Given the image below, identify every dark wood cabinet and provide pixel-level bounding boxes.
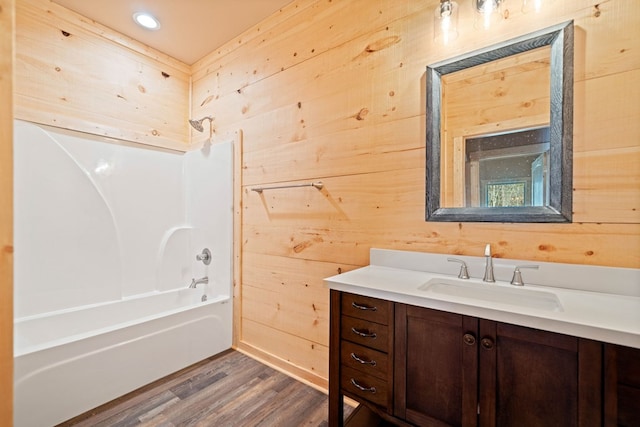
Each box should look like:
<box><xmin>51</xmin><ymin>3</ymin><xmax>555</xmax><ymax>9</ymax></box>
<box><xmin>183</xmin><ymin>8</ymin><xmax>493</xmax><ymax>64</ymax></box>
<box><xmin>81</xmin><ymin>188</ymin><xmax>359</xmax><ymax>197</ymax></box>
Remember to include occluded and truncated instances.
<box><xmin>394</xmin><ymin>305</ymin><xmax>601</xmax><ymax>427</ymax></box>
<box><xmin>477</xmin><ymin>319</ymin><xmax>602</xmax><ymax>427</ymax></box>
<box><xmin>604</xmin><ymin>344</ymin><xmax>640</xmax><ymax>427</ymax></box>
<box><xmin>330</xmin><ymin>289</ymin><xmax>637</xmax><ymax>427</ymax></box>
<box><xmin>393</xmin><ymin>304</ymin><xmax>478</xmax><ymax>426</ymax></box>
<box><xmin>330</xmin><ymin>290</ymin><xmax>395</xmax><ymax>426</ymax></box>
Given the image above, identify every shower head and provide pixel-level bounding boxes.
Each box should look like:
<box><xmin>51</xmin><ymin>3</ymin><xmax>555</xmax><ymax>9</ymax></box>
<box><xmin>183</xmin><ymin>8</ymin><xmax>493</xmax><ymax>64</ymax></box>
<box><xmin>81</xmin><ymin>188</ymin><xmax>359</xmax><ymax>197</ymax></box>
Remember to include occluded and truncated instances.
<box><xmin>188</xmin><ymin>116</ymin><xmax>214</xmax><ymax>132</ymax></box>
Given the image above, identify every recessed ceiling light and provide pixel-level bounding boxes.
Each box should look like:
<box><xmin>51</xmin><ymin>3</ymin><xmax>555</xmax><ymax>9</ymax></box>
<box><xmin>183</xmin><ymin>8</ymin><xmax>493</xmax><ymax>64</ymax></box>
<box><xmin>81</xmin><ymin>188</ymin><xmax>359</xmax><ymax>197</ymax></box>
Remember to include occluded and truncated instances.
<box><xmin>133</xmin><ymin>12</ymin><xmax>160</xmax><ymax>30</ymax></box>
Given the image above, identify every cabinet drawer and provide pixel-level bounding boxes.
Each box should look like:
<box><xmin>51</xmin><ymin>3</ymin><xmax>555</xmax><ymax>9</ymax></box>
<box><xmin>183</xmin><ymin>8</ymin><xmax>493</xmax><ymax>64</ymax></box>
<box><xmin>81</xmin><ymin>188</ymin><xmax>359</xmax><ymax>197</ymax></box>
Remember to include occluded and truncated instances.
<box><xmin>341</xmin><ymin>315</ymin><xmax>389</xmax><ymax>353</ymax></box>
<box><xmin>341</xmin><ymin>340</ymin><xmax>389</xmax><ymax>380</ymax></box>
<box><xmin>341</xmin><ymin>293</ymin><xmax>391</xmax><ymax>325</ymax></box>
<box><xmin>341</xmin><ymin>365</ymin><xmax>389</xmax><ymax>408</ymax></box>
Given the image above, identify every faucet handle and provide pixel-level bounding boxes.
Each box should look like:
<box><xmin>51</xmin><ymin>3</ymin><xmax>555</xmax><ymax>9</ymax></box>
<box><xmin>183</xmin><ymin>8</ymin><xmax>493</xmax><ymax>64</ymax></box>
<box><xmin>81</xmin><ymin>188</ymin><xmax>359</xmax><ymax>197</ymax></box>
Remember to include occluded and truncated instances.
<box><xmin>447</xmin><ymin>258</ymin><xmax>470</xmax><ymax>279</ymax></box>
<box><xmin>510</xmin><ymin>265</ymin><xmax>539</xmax><ymax>286</ymax></box>
<box><xmin>196</xmin><ymin>248</ymin><xmax>211</xmax><ymax>265</ymax></box>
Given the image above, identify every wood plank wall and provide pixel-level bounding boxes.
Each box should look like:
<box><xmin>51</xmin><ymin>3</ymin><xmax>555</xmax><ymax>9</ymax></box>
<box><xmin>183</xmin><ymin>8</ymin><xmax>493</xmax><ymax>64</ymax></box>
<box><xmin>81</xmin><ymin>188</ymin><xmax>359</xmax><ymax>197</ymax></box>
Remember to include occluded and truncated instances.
<box><xmin>14</xmin><ymin>0</ymin><xmax>191</xmax><ymax>150</ymax></box>
<box><xmin>1</xmin><ymin>0</ymin><xmax>14</xmax><ymax>423</ymax></box>
<box><xmin>10</xmin><ymin>0</ymin><xmax>640</xmax><ymax>394</ymax></box>
<box><xmin>0</xmin><ymin>0</ymin><xmax>15</xmax><ymax>426</ymax></box>
<box><xmin>191</xmin><ymin>0</ymin><xmax>640</xmax><ymax>389</ymax></box>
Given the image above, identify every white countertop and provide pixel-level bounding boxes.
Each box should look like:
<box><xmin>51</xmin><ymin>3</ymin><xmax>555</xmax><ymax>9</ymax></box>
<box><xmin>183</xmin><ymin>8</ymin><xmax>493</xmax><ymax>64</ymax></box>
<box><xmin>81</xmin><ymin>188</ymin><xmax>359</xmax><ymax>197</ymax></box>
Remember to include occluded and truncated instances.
<box><xmin>325</xmin><ymin>249</ymin><xmax>640</xmax><ymax>349</ymax></box>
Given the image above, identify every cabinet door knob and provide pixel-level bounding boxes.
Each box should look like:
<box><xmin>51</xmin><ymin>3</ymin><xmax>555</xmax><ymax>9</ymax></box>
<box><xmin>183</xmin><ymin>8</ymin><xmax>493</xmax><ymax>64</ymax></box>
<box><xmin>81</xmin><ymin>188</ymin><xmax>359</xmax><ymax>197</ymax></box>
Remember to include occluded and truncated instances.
<box><xmin>352</xmin><ymin>301</ymin><xmax>377</xmax><ymax>311</ymax></box>
<box><xmin>351</xmin><ymin>352</ymin><xmax>377</xmax><ymax>367</ymax></box>
<box><xmin>463</xmin><ymin>333</ymin><xmax>476</xmax><ymax>346</ymax></box>
<box><xmin>481</xmin><ymin>337</ymin><xmax>495</xmax><ymax>350</ymax></box>
<box><xmin>350</xmin><ymin>378</ymin><xmax>377</xmax><ymax>394</ymax></box>
<box><xmin>351</xmin><ymin>327</ymin><xmax>377</xmax><ymax>339</ymax></box>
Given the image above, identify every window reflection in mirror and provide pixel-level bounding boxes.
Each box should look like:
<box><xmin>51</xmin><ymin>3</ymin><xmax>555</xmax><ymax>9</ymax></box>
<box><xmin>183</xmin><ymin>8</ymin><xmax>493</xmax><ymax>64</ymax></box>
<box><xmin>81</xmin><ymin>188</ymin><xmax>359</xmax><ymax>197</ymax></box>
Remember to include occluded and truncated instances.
<box><xmin>450</xmin><ymin>127</ymin><xmax>551</xmax><ymax>208</ymax></box>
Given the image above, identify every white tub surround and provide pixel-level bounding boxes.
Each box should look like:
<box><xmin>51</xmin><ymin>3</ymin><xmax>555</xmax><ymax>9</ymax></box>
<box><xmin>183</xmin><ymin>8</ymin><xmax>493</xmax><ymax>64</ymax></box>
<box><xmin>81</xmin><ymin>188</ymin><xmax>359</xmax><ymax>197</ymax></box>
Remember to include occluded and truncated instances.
<box><xmin>14</xmin><ymin>120</ymin><xmax>233</xmax><ymax>315</ymax></box>
<box><xmin>325</xmin><ymin>248</ymin><xmax>640</xmax><ymax>349</ymax></box>
<box><xmin>13</xmin><ymin>120</ymin><xmax>235</xmax><ymax>427</ymax></box>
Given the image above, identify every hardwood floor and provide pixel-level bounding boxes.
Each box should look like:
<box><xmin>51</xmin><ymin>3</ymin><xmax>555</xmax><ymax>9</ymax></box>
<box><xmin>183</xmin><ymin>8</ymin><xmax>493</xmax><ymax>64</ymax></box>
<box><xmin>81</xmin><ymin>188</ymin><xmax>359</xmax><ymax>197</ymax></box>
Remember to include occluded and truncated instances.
<box><xmin>57</xmin><ymin>350</ymin><xmax>353</xmax><ymax>427</ymax></box>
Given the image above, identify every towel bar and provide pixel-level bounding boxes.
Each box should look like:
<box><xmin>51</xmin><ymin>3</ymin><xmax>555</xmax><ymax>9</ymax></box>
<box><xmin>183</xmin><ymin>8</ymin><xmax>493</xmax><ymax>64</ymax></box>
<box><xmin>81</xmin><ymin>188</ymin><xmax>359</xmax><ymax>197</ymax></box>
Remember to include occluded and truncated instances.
<box><xmin>251</xmin><ymin>181</ymin><xmax>323</xmax><ymax>193</ymax></box>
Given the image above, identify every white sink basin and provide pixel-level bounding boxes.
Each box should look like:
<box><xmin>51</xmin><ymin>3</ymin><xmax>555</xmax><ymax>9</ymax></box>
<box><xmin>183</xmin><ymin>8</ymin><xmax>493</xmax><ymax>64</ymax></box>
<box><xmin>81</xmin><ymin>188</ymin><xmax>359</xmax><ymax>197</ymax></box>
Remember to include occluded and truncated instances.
<box><xmin>418</xmin><ymin>278</ymin><xmax>564</xmax><ymax>312</ymax></box>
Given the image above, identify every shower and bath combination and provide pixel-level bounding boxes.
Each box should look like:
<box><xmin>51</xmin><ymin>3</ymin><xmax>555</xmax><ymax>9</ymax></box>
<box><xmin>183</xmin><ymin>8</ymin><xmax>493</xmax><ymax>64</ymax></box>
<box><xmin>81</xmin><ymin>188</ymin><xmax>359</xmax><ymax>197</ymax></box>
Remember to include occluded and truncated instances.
<box><xmin>13</xmin><ymin>120</ymin><xmax>234</xmax><ymax>427</ymax></box>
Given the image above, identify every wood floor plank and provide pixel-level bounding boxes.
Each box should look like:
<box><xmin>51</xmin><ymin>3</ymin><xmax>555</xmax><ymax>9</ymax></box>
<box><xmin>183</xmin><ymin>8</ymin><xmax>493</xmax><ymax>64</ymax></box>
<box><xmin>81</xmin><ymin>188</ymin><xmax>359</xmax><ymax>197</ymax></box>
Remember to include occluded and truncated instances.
<box><xmin>138</xmin><ymin>395</ymin><xmax>182</xmax><ymax>423</ymax></box>
<box><xmin>58</xmin><ymin>350</ymin><xmax>353</xmax><ymax>427</ymax></box>
<box><xmin>108</xmin><ymin>390</ymin><xmax>180</xmax><ymax>427</ymax></box>
<box><xmin>170</xmin><ymin>370</ymin><xmax>229</xmax><ymax>400</ymax></box>
<box><xmin>159</xmin><ymin>360</ymin><xmax>279</xmax><ymax>425</ymax></box>
<box><xmin>254</xmin><ymin>385</ymin><xmax>328</xmax><ymax>427</ymax></box>
<box><xmin>191</xmin><ymin>367</ymin><xmax>299</xmax><ymax>426</ymax></box>
<box><xmin>228</xmin><ymin>378</ymin><xmax>321</xmax><ymax>426</ymax></box>
<box><xmin>177</xmin><ymin>382</ymin><xmax>274</xmax><ymax>425</ymax></box>
<box><xmin>61</xmin><ymin>354</ymin><xmax>233</xmax><ymax>426</ymax></box>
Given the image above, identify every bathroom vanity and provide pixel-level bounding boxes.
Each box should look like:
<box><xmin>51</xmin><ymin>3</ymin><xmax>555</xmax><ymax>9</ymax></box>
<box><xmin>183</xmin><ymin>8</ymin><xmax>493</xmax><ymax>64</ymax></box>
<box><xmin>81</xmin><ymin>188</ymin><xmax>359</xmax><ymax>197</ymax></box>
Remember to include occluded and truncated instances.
<box><xmin>326</xmin><ymin>249</ymin><xmax>640</xmax><ymax>427</ymax></box>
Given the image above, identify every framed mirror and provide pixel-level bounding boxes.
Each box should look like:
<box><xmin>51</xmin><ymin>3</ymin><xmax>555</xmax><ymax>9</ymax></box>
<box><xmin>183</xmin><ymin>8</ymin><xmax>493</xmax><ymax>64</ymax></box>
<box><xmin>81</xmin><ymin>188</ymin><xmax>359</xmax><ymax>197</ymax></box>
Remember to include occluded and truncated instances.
<box><xmin>426</xmin><ymin>21</ymin><xmax>573</xmax><ymax>222</ymax></box>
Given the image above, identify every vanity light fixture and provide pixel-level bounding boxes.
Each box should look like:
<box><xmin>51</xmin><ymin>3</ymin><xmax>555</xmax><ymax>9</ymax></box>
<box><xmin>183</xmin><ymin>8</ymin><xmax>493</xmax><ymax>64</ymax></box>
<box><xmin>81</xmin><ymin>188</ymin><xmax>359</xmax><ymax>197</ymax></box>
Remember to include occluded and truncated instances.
<box><xmin>433</xmin><ymin>0</ymin><xmax>557</xmax><ymax>45</ymax></box>
<box><xmin>474</xmin><ymin>0</ymin><xmax>503</xmax><ymax>30</ymax></box>
<box><xmin>434</xmin><ymin>0</ymin><xmax>459</xmax><ymax>45</ymax></box>
<box><xmin>133</xmin><ymin>12</ymin><xmax>161</xmax><ymax>30</ymax></box>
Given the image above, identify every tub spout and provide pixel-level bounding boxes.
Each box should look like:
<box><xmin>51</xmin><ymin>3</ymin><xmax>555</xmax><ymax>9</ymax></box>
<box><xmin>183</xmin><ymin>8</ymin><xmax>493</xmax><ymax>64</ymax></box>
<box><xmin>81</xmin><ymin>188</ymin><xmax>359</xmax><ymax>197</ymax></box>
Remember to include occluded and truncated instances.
<box><xmin>189</xmin><ymin>276</ymin><xmax>209</xmax><ymax>288</ymax></box>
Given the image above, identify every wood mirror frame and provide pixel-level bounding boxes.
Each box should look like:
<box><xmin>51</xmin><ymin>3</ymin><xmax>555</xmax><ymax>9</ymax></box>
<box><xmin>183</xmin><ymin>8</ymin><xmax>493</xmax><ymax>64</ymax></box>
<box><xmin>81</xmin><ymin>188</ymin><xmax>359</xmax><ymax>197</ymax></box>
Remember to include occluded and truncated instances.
<box><xmin>426</xmin><ymin>21</ymin><xmax>573</xmax><ymax>223</ymax></box>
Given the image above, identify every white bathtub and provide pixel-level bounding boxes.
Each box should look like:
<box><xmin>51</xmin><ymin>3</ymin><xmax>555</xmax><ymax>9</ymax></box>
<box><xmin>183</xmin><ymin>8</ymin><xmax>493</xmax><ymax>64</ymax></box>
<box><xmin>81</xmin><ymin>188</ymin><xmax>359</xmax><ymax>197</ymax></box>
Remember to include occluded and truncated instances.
<box><xmin>14</xmin><ymin>288</ymin><xmax>232</xmax><ymax>427</ymax></box>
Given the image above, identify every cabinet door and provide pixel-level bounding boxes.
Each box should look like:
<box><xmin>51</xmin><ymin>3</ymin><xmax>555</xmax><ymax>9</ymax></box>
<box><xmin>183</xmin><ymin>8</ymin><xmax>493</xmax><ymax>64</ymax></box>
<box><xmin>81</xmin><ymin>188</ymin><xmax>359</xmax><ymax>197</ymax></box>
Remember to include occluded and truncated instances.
<box><xmin>604</xmin><ymin>344</ymin><xmax>640</xmax><ymax>427</ymax></box>
<box><xmin>479</xmin><ymin>320</ymin><xmax>602</xmax><ymax>427</ymax></box>
<box><xmin>394</xmin><ymin>304</ymin><xmax>478</xmax><ymax>427</ymax></box>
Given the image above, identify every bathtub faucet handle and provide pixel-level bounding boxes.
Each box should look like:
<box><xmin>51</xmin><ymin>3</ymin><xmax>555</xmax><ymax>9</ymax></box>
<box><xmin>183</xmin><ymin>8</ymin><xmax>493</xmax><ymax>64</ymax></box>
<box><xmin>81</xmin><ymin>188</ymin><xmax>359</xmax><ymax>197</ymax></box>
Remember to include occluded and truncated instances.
<box><xmin>196</xmin><ymin>248</ymin><xmax>211</xmax><ymax>265</ymax></box>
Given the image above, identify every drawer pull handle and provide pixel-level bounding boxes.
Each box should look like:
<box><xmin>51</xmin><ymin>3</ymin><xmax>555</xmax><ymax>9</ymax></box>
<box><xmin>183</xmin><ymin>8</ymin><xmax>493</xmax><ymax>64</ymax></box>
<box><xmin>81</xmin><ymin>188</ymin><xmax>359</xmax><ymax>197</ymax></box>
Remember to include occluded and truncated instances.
<box><xmin>351</xmin><ymin>327</ymin><xmax>377</xmax><ymax>339</ymax></box>
<box><xmin>350</xmin><ymin>378</ymin><xmax>377</xmax><ymax>394</ymax></box>
<box><xmin>352</xmin><ymin>302</ymin><xmax>377</xmax><ymax>311</ymax></box>
<box><xmin>350</xmin><ymin>352</ymin><xmax>377</xmax><ymax>367</ymax></box>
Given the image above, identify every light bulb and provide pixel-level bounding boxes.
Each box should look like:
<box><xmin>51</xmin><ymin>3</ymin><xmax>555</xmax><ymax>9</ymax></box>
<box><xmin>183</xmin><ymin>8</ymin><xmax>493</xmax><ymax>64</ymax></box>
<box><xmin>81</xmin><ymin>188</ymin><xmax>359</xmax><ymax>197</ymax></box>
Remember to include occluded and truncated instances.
<box><xmin>434</xmin><ymin>0</ymin><xmax>459</xmax><ymax>45</ymax></box>
<box><xmin>133</xmin><ymin>12</ymin><xmax>161</xmax><ymax>30</ymax></box>
<box><xmin>473</xmin><ymin>0</ymin><xmax>502</xmax><ymax>30</ymax></box>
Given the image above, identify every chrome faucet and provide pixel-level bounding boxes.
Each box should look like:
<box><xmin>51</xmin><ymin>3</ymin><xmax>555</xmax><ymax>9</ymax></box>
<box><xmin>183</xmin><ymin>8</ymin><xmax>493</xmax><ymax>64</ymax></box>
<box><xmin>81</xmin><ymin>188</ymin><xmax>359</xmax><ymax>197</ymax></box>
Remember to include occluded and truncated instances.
<box><xmin>483</xmin><ymin>244</ymin><xmax>495</xmax><ymax>283</ymax></box>
<box><xmin>189</xmin><ymin>276</ymin><xmax>209</xmax><ymax>289</ymax></box>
